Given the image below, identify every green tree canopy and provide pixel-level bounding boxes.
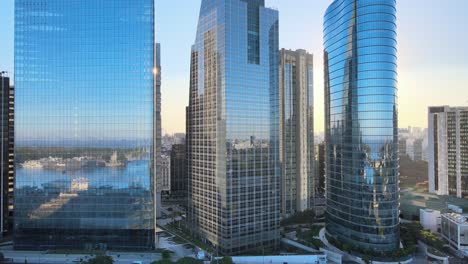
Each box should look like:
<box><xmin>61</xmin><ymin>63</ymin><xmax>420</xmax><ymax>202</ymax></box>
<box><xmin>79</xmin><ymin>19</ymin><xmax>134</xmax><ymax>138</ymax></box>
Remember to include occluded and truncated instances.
<box><xmin>176</xmin><ymin>257</ymin><xmax>203</xmax><ymax>264</ymax></box>
<box><xmin>83</xmin><ymin>255</ymin><xmax>114</xmax><ymax>264</ymax></box>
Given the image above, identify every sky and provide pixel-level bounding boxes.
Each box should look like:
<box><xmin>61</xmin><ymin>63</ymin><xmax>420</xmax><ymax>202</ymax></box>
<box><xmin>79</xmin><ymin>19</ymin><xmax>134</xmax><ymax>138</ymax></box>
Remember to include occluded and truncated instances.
<box><xmin>2</xmin><ymin>0</ymin><xmax>468</xmax><ymax>135</ymax></box>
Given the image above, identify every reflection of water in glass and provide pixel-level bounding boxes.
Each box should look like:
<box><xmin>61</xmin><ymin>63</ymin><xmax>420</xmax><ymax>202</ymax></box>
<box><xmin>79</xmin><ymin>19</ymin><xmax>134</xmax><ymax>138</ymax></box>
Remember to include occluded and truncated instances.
<box><xmin>16</xmin><ymin>160</ymin><xmax>150</xmax><ymax>190</ymax></box>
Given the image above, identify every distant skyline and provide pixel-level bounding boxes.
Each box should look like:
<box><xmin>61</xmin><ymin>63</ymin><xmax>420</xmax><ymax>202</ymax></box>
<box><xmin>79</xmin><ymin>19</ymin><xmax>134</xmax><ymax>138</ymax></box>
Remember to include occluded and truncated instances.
<box><xmin>2</xmin><ymin>0</ymin><xmax>468</xmax><ymax>134</ymax></box>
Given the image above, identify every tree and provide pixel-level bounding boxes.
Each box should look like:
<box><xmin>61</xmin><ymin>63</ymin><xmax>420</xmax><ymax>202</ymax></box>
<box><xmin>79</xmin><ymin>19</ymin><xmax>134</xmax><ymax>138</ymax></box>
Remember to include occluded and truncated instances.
<box><xmin>161</xmin><ymin>250</ymin><xmax>172</xmax><ymax>260</ymax></box>
<box><xmin>151</xmin><ymin>260</ymin><xmax>173</xmax><ymax>264</ymax></box>
<box><xmin>211</xmin><ymin>257</ymin><xmax>234</xmax><ymax>264</ymax></box>
<box><xmin>170</xmin><ymin>211</ymin><xmax>180</xmax><ymax>225</ymax></box>
<box><xmin>83</xmin><ymin>256</ymin><xmax>114</xmax><ymax>264</ymax></box>
<box><xmin>362</xmin><ymin>255</ymin><xmax>371</xmax><ymax>264</ymax></box>
<box><xmin>176</xmin><ymin>257</ymin><xmax>203</xmax><ymax>264</ymax></box>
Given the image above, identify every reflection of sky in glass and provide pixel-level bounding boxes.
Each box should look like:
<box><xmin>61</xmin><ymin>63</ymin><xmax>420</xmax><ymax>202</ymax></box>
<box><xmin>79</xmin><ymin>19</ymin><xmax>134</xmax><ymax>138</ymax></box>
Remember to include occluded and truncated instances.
<box><xmin>14</xmin><ymin>0</ymin><xmax>155</xmax><ymax>250</ymax></box>
<box><xmin>15</xmin><ymin>0</ymin><xmax>154</xmax><ymax>143</ymax></box>
<box><xmin>324</xmin><ymin>0</ymin><xmax>399</xmax><ymax>252</ymax></box>
<box><xmin>187</xmin><ymin>0</ymin><xmax>280</xmax><ymax>255</ymax></box>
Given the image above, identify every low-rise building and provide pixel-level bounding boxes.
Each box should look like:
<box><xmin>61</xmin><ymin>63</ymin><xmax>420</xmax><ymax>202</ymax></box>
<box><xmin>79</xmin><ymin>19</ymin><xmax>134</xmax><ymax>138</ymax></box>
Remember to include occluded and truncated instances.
<box><xmin>440</xmin><ymin>213</ymin><xmax>468</xmax><ymax>257</ymax></box>
<box><xmin>231</xmin><ymin>254</ymin><xmax>327</xmax><ymax>264</ymax></box>
<box><xmin>420</xmin><ymin>208</ymin><xmax>441</xmax><ymax>233</ymax></box>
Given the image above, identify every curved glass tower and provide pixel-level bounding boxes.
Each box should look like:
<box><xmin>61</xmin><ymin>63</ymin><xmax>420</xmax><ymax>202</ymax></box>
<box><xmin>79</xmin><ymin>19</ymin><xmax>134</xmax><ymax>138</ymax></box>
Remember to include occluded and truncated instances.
<box><xmin>324</xmin><ymin>0</ymin><xmax>399</xmax><ymax>252</ymax></box>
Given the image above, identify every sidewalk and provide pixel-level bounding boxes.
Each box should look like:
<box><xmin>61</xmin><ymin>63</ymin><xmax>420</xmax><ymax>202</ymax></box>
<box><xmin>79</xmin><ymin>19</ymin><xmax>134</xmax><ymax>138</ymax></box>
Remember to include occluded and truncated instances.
<box><xmin>318</xmin><ymin>227</ymin><xmax>365</xmax><ymax>264</ymax></box>
<box><xmin>0</xmin><ymin>250</ymin><xmax>160</xmax><ymax>264</ymax></box>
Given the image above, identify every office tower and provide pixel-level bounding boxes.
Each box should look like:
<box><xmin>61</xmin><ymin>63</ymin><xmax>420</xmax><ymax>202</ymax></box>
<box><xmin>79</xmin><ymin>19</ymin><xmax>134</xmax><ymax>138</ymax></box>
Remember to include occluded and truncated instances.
<box><xmin>1</xmin><ymin>72</ymin><xmax>14</xmax><ymax>236</ymax></box>
<box><xmin>413</xmin><ymin>139</ymin><xmax>423</xmax><ymax>161</ymax></box>
<box><xmin>14</xmin><ymin>0</ymin><xmax>156</xmax><ymax>250</ymax></box>
<box><xmin>170</xmin><ymin>144</ymin><xmax>187</xmax><ymax>197</ymax></box>
<box><xmin>187</xmin><ymin>0</ymin><xmax>280</xmax><ymax>255</ymax></box>
<box><xmin>324</xmin><ymin>0</ymin><xmax>399</xmax><ymax>252</ymax></box>
<box><xmin>173</xmin><ymin>133</ymin><xmax>186</xmax><ymax>145</ymax></box>
<box><xmin>279</xmin><ymin>49</ymin><xmax>314</xmax><ymax>217</ymax></box>
<box><xmin>399</xmin><ymin>138</ymin><xmax>407</xmax><ymax>156</ymax></box>
<box><xmin>428</xmin><ymin>106</ymin><xmax>468</xmax><ymax>198</ymax></box>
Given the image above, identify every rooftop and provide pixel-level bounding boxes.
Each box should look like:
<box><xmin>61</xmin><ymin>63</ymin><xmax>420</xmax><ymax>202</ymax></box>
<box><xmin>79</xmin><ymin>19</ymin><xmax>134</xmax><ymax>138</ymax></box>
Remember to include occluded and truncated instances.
<box><xmin>443</xmin><ymin>213</ymin><xmax>468</xmax><ymax>224</ymax></box>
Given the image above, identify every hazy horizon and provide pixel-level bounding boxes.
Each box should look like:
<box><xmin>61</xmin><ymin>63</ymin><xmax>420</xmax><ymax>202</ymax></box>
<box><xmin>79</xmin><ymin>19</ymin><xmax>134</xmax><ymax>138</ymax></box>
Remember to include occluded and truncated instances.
<box><xmin>2</xmin><ymin>0</ymin><xmax>468</xmax><ymax>135</ymax></box>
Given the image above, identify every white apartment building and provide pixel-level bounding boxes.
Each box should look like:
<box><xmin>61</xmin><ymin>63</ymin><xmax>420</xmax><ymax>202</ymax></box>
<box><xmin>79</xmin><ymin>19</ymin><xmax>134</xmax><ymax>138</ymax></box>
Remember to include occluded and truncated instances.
<box><xmin>428</xmin><ymin>106</ymin><xmax>468</xmax><ymax>198</ymax></box>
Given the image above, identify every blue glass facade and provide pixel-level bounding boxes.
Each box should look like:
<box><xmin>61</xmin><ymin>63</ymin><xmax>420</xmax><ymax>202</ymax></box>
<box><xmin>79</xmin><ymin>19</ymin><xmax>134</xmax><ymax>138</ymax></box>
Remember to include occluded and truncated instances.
<box><xmin>187</xmin><ymin>0</ymin><xmax>280</xmax><ymax>255</ymax></box>
<box><xmin>14</xmin><ymin>0</ymin><xmax>155</xmax><ymax>250</ymax></box>
<box><xmin>324</xmin><ymin>0</ymin><xmax>399</xmax><ymax>251</ymax></box>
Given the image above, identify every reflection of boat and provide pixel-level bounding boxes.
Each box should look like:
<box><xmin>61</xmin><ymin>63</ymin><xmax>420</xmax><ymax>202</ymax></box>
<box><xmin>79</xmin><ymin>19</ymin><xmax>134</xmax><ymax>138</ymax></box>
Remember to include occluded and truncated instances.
<box><xmin>71</xmin><ymin>177</ymin><xmax>89</xmax><ymax>192</ymax></box>
<box><xmin>106</xmin><ymin>151</ymin><xmax>125</xmax><ymax>167</ymax></box>
<box><xmin>22</xmin><ymin>160</ymin><xmax>43</xmax><ymax>169</ymax></box>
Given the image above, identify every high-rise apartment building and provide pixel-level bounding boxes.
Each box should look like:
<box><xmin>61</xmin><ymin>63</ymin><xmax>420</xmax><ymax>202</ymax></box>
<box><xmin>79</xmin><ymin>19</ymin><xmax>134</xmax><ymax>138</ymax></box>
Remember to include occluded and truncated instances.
<box><xmin>428</xmin><ymin>106</ymin><xmax>468</xmax><ymax>198</ymax></box>
<box><xmin>170</xmin><ymin>144</ymin><xmax>187</xmax><ymax>197</ymax></box>
<box><xmin>279</xmin><ymin>49</ymin><xmax>314</xmax><ymax>217</ymax></box>
<box><xmin>14</xmin><ymin>0</ymin><xmax>156</xmax><ymax>250</ymax></box>
<box><xmin>187</xmin><ymin>0</ymin><xmax>280</xmax><ymax>255</ymax></box>
<box><xmin>324</xmin><ymin>0</ymin><xmax>400</xmax><ymax>252</ymax></box>
<box><xmin>1</xmin><ymin>72</ymin><xmax>14</xmax><ymax>237</ymax></box>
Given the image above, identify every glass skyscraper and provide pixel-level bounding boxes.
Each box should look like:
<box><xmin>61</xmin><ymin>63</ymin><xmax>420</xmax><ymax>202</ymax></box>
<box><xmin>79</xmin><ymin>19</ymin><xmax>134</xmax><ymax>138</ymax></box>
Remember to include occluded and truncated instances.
<box><xmin>14</xmin><ymin>0</ymin><xmax>155</xmax><ymax>250</ymax></box>
<box><xmin>187</xmin><ymin>0</ymin><xmax>280</xmax><ymax>255</ymax></box>
<box><xmin>324</xmin><ymin>0</ymin><xmax>399</xmax><ymax>251</ymax></box>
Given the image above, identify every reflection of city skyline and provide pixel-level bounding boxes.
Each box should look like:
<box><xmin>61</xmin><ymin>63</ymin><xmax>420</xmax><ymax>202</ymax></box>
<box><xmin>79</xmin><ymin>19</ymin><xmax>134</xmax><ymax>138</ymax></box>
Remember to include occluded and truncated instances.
<box><xmin>16</xmin><ymin>139</ymin><xmax>152</xmax><ymax>148</ymax></box>
<box><xmin>16</xmin><ymin>159</ymin><xmax>151</xmax><ymax>190</ymax></box>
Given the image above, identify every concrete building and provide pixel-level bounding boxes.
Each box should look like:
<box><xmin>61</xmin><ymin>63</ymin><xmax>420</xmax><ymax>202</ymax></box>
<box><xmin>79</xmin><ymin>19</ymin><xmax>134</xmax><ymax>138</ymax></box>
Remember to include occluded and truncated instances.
<box><xmin>413</xmin><ymin>138</ymin><xmax>423</xmax><ymax>161</ymax></box>
<box><xmin>420</xmin><ymin>208</ymin><xmax>441</xmax><ymax>233</ymax></box>
<box><xmin>231</xmin><ymin>254</ymin><xmax>327</xmax><ymax>264</ymax></box>
<box><xmin>440</xmin><ymin>213</ymin><xmax>468</xmax><ymax>257</ymax></box>
<box><xmin>1</xmin><ymin>72</ymin><xmax>14</xmax><ymax>237</ymax></box>
<box><xmin>279</xmin><ymin>49</ymin><xmax>314</xmax><ymax>217</ymax></box>
<box><xmin>428</xmin><ymin>106</ymin><xmax>468</xmax><ymax>198</ymax></box>
<box><xmin>173</xmin><ymin>133</ymin><xmax>186</xmax><ymax>145</ymax></box>
<box><xmin>399</xmin><ymin>138</ymin><xmax>407</xmax><ymax>156</ymax></box>
<box><xmin>161</xmin><ymin>155</ymin><xmax>171</xmax><ymax>192</ymax></box>
<box><xmin>187</xmin><ymin>0</ymin><xmax>280</xmax><ymax>255</ymax></box>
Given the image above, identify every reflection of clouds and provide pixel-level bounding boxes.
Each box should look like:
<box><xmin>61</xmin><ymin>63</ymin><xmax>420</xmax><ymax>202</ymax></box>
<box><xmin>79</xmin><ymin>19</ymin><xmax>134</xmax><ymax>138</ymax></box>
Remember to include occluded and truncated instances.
<box><xmin>21</xmin><ymin>25</ymin><xmax>65</xmax><ymax>32</ymax></box>
<box><xmin>22</xmin><ymin>11</ymin><xmax>62</xmax><ymax>17</ymax></box>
